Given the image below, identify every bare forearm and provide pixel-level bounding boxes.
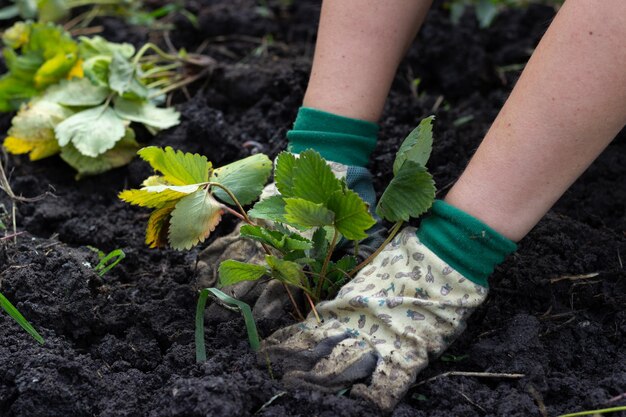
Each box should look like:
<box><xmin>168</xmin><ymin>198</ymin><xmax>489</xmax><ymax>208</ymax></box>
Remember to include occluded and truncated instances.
<box><xmin>303</xmin><ymin>0</ymin><xmax>433</xmax><ymax>122</ymax></box>
<box><xmin>446</xmin><ymin>0</ymin><xmax>626</xmax><ymax>241</ymax></box>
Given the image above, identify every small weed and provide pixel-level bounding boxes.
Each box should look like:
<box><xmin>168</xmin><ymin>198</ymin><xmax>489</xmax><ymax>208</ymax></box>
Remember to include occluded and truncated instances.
<box><xmin>0</xmin><ymin>291</ymin><xmax>44</xmax><ymax>344</ymax></box>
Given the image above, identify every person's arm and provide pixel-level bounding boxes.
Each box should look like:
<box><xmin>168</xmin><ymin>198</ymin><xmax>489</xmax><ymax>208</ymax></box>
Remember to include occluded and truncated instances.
<box><xmin>446</xmin><ymin>0</ymin><xmax>626</xmax><ymax>241</ymax></box>
<box><xmin>262</xmin><ymin>0</ymin><xmax>626</xmax><ymax>413</ymax></box>
<box><xmin>303</xmin><ymin>0</ymin><xmax>433</xmax><ymax>122</ymax></box>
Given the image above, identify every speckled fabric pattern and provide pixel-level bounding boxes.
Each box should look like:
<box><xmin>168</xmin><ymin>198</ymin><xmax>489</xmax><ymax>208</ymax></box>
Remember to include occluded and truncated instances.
<box><xmin>261</xmin><ymin>227</ymin><xmax>487</xmax><ymax>412</ymax></box>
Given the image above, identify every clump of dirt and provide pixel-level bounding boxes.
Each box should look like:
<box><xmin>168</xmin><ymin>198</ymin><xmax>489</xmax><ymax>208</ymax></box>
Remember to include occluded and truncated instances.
<box><xmin>0</xmin><ymin>1</ymin><xmax>624</xmax><ymax>416</ymax></box>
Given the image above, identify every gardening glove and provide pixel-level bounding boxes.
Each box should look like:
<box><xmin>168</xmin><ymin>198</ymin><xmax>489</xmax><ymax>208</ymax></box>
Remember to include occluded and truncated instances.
<box><xmin>260</xmin><ymin>201</ymin><xmax>517</xmax><ymax>412</ymax></box>
<box><xmin>197</xmin><ymin>107</ymin><xmax>384</xmax><ymax>323</ymax></box>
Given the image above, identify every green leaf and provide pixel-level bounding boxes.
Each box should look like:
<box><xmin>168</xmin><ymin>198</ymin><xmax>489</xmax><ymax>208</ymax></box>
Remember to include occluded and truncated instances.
<box><xmin>0</xmin><ymin>291</ymin><xmax>44</xmax><ymax>345</ymax></box>
<box><xmin>265</xmin><ymin>255</ymin><xmax>306</xmax><ymax>288</ymax></box>
<box><xmin>113</xmin><ymin>97</ymin><xmax>180</xmax><ymax>130</ymax></box>
<box><xmin>218</xmin><ymin>260</ymin><xmax>267</xmax><ymax>286</ymax></box>
<box><xmin>326</xmin><ymin>188</ymin><xmax>376</xmax><ymax>241</ymax></box>
<box><xmin>247</xmin><ymin>195</ymin><xmax>286</xmax><ymax>223</ymax></box>
<box><xmin>326</xmin><ymin>255</ymin><xmax>357</xmax><ymax>286</ymax></box>
<box><xmin>284</xmin><ymin>197</ymin><xmax>334</xmax><ymax>228</ymax></box>
<box><xmin>168</xmin><ymin>188</ymin><xmax>224</xmax><ymax>250</ymax></box>
<box><xmin>393</xmin><ymin>115</ymin><xmax>434</xmax><ymax>175</ymax></box>
<box><xmin>55</xmin><ymin>104</ymin><xmax>126</xmax><ymax>157</ymax></box>
<box><xmin>0</xmin><ymin>5</ymin><xmax>20</xmax><ymax>20</ymax></box>
<box><xmin>196</xmin><ymin>288</ymin><xmax>260</xmax><ymax>363</ymax></box>
<box><xmin>310</xmin><ymin>227</ymin><xmax>328</xmax><ymax>260</ymax></box>
<box><xmin>291</xmin><ymin>149</ymin><xmax>343</xmax><ymax>203</ymax></box>
<box><xmin>82</xmin><ymin>56</ymin><xmax>111</xmax><ymax>88</ymax></box>
<box><xmin>60</xmin><ymin>128</ymin><xmax>140</xmax><ymax>178</ymax></box>
<box><xmin>476</xmin><ymin>0</ymin><xmax>498</xmax><ymax>28</ymax></box>
<box><xmin>78</xmin><ymin>36</ymin><xmax>135</xmax><ymax>60</ymax></box>
<box><xmin>274</xmin><ymin>151</ymin><xmax>297</xmax><ymax>197</ymax></box>
<box><xmin>137</xmin><ymin>146</ymin><xmax>211</xmax><ymax>186</ymax></box>
<box><xmin>239</xmin><ymin>224</ymin><xmax>312</xmax><ymax>252</ymax></box>
<box><xmin>37</xmin><ymin>0</ymin><xmax>69</xmax><ymax>22</ymax></box>
<box><xmin>0</xmin><ymin>75</ymin><xmax>38</xmax><ymax>111</ymax></box>
<box><xmin>210</xmin><ymin>154</ymin><xmax>272</xmax><ymax>206</ymax></box>
<box><xmin>108</xmin><ymin>52</ymin><xmax>148</xmax><ymax>99</ymax></box>
<box><xmin>376</xmin><ymin>161</ymin><xmax>435</xmax><ymax>222</ymax></box>
<box><xmin>44</xmin><ymin>78</ymin><xmax>109</xmax><ymax>107</ymax></box>
<box><xmin>282</xmin><ymin>233</ymin><xmax>313</xmax><ymax>251</ymax></box>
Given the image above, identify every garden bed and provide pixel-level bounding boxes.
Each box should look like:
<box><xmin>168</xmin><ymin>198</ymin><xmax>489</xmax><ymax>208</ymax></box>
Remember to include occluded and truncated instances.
<box><xmin>0</xmin><ymin>1</ymin><xmax>624</xmax><ymax>416</ymax></box>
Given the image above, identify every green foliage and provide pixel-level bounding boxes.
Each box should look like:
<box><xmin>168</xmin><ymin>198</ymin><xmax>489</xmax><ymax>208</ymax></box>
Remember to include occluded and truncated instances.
<box><xmin>196</xmin><ymin>288</ymin><xmax>260</xmax><ymax>363</ymax></box>
<box><xmin>91</xmin><ymin>248</ymin><xmax>126</xmax><ymax>276</ymax></box>
<box><xmin>446</xmin><ymin>0</ymin><xmax>561</xmax><ymax>29</ymax></box>
<box><xmin>0</xmin><ymin>291</ymin><xmax>44</xmax><ymax>345</ymax></box>
<box><xmin>0</xmin><ymin>21</ymin><xmax>78</xmax><ymax>111</ymax></box>
<box><xmin>1</xmin><ymin>23</ymin><xmax>183</xmax><ymax>177</ymax></box>
<box><xmin>376</xmin><ymin>117</ymin><xmax>436</xmax><ymax>222</ymax></box>
<box><xmin>0</xmin><ymin>0</ymin><xmax>195</xmax><ymax>29</ymax></box>
<box><xmin>128</xmin><ymin>117</ymin><xmax>437</xmax><ymax>323</ymax></box>
<box><xmin>120</xmin><ymin>147</ymin><xmax>272</xmax><ymax>250</ymax></box>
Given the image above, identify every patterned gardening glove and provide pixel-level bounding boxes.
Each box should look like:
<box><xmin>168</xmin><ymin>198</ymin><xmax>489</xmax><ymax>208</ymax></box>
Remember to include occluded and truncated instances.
<box><xmin>196</xmin><ymin>159</ymin><xmax>386</xmax><ymax>323</ymax></box>
<box><xmin>260</xmin><ymin>201</ymin><xmax>517</xmax><ymax>412</ymax></box>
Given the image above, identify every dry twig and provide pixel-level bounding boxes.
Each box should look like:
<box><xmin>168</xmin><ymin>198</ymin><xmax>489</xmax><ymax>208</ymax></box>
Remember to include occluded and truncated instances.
<box><xmin>413</xmin><ymin>371</ymin><xmax>525</xmax><ymax>387</ymax></box>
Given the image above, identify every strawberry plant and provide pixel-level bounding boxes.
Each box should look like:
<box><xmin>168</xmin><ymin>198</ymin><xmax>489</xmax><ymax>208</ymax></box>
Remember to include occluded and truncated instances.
<box><xmin>0</xmin><ymin>0</ymin><xmax>197</xmax><ymax>30</ymax></box>
<box><xmin>122</xmin><ymin>116</ymin><xmax>437</xmax><ymax>331</ymax></box>
<box><xmin>2</xmin><ymin>21</ymin><xmax>213</xmax><ymax>177</ymax></box>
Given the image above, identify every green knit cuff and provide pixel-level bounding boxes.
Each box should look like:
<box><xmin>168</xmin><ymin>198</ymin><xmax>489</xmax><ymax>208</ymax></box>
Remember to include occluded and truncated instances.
<box><xmin>287</xmin><ymin>107</ymin><xmax>379</xmax><ymax>167</ymax></box>
<box><xmin>416</xmin><ymin>200</ymin><xmax>517</xmax><ymax>287</ymax></box>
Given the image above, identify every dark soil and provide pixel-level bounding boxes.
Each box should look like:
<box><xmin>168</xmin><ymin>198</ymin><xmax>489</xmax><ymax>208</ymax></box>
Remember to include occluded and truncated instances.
<box><xmin>1</xmin><ymin>1</ymin><xmax>625</xmax><ymax>416</ymax></box>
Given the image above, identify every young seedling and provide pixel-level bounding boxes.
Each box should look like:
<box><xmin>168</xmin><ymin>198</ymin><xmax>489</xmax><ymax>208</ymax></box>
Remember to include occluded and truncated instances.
<box><xmin>88</xmin><ymin>247</ymin><xmax>126</xmax><ymax>276</ymax></box>
<box><xmin>0</xmin><ymin>291</ymin><xmax>44</xmax><ymax>345</ymax></box>
<box><xmin>195</xmin><ymin>288</ymin><xmax>260</xmax><ymax>361</ymax></box>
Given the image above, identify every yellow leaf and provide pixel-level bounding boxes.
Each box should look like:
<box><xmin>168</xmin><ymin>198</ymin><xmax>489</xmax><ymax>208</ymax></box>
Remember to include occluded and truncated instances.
<box><xmin>146</xmin><ymin>204</ymin><xmax>175</xmax><ymax>248</ymax></box>
<box><xmin>3</xmin><ymin>135</ymin><xmax>60</xmax><ymax>160</ymax></box>
<box><xmin>118</xmin><ymin>187</ymin><xmax>195</xmax><ymax>209</ymax></box>
<box><xmin>3</xmin><ymin>136</ymin><xmax>34</xmax><ymax>154</ymax></box>
<box><xmin>137</xmin><ymin>146</ymin><xmax>211</xmax><ymax>186</ymax></box>
<box><xmin>66</xmin><ymin>59</ymin><xmax>84</xmax><ymax>80</ymax></box>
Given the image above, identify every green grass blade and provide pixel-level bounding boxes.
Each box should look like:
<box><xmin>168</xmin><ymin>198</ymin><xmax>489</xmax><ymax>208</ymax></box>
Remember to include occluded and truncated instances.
<box><xmin>558</xmin><ymin>406</ymin><xmax>626</xmax><ymax>417</ymax></box>
<box><xmin>94</xmin><ymin>249</ymin><xmax>126</xmax><ymax>276</ymax></box>
<box><xmin>195</xmin><ymin>288</ymin><xmax>260</xmax><ymax>363</ymax></box>
<box><xmin>0</xmin><ymin>292</ymin><xmax>44</xmax><ymax>345</ymax></box>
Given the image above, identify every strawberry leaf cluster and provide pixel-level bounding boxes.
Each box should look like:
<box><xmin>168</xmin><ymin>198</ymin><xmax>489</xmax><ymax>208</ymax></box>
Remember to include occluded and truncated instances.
<box><xmin>122</xmin><ymin>116</ymin><xmax>436</xmax><ymax>303</ymax></box>
<box><xmin>119</xmin><ymin>146</ymin><xmax>272</xmax><ymax>250</ymax></box>
<box><xmin>1</xmin><ymin>22</ymin><xmax>181</xmax><ymax>177</ymax></box>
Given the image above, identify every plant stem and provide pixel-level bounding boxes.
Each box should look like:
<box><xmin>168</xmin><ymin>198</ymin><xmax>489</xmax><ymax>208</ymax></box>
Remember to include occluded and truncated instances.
<box><xmin>315</xmin><ymin>228</ymin><xmax>339</xmax><ymax>299</ymax></box>
<box><xmin>304</xmin><ymin>292</ymin><xmax>321</xmax><ymax>324</ymax></box>
<box><xmin>282</xmin><ymin>284</ymin><xmax>305</xmax><ymax>321</ymax></box>
<box><xmin>149</xmin><ymin>68</ymin><xmax>211</xmax><ymax>99</ymax></box>
<box><xmin>557</xmin><ymin>406</ymin><xmax>626</xmax><ymax>417</ymax></box>
<box><xmin>207</xmin><ymin>182</ymin><xmax>253</xmax><ymax>225</ymax></box>
<box><xmin>348</xmin><ymin>221</ymin><xmax>403</xmax><ymax>278</ymax></box>
<box><xmin>140</xmin><ymin>62</ymin><xmax>182</xmax><ymax>78</ymax></box>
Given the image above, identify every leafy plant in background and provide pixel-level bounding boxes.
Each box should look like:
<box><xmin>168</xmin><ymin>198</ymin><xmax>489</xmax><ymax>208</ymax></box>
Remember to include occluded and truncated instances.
<box><xmin>119</xmin><ymin>117</ymin><xmax>437</xmax><ymax>354</ymax></box>
<box><xmin>1</xmin><ymin>21</ymin><xmax>213</xmax><ymax>177</ymax></box>
<box><xmin>0</xmin><ymin>0</ymin><xmax>197</xmax><ymax>30</ymax></box>
<box><xmin>446</xmin><ymin>0</ymin><xmax>562</xmax><ymax>29</ymax></box>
